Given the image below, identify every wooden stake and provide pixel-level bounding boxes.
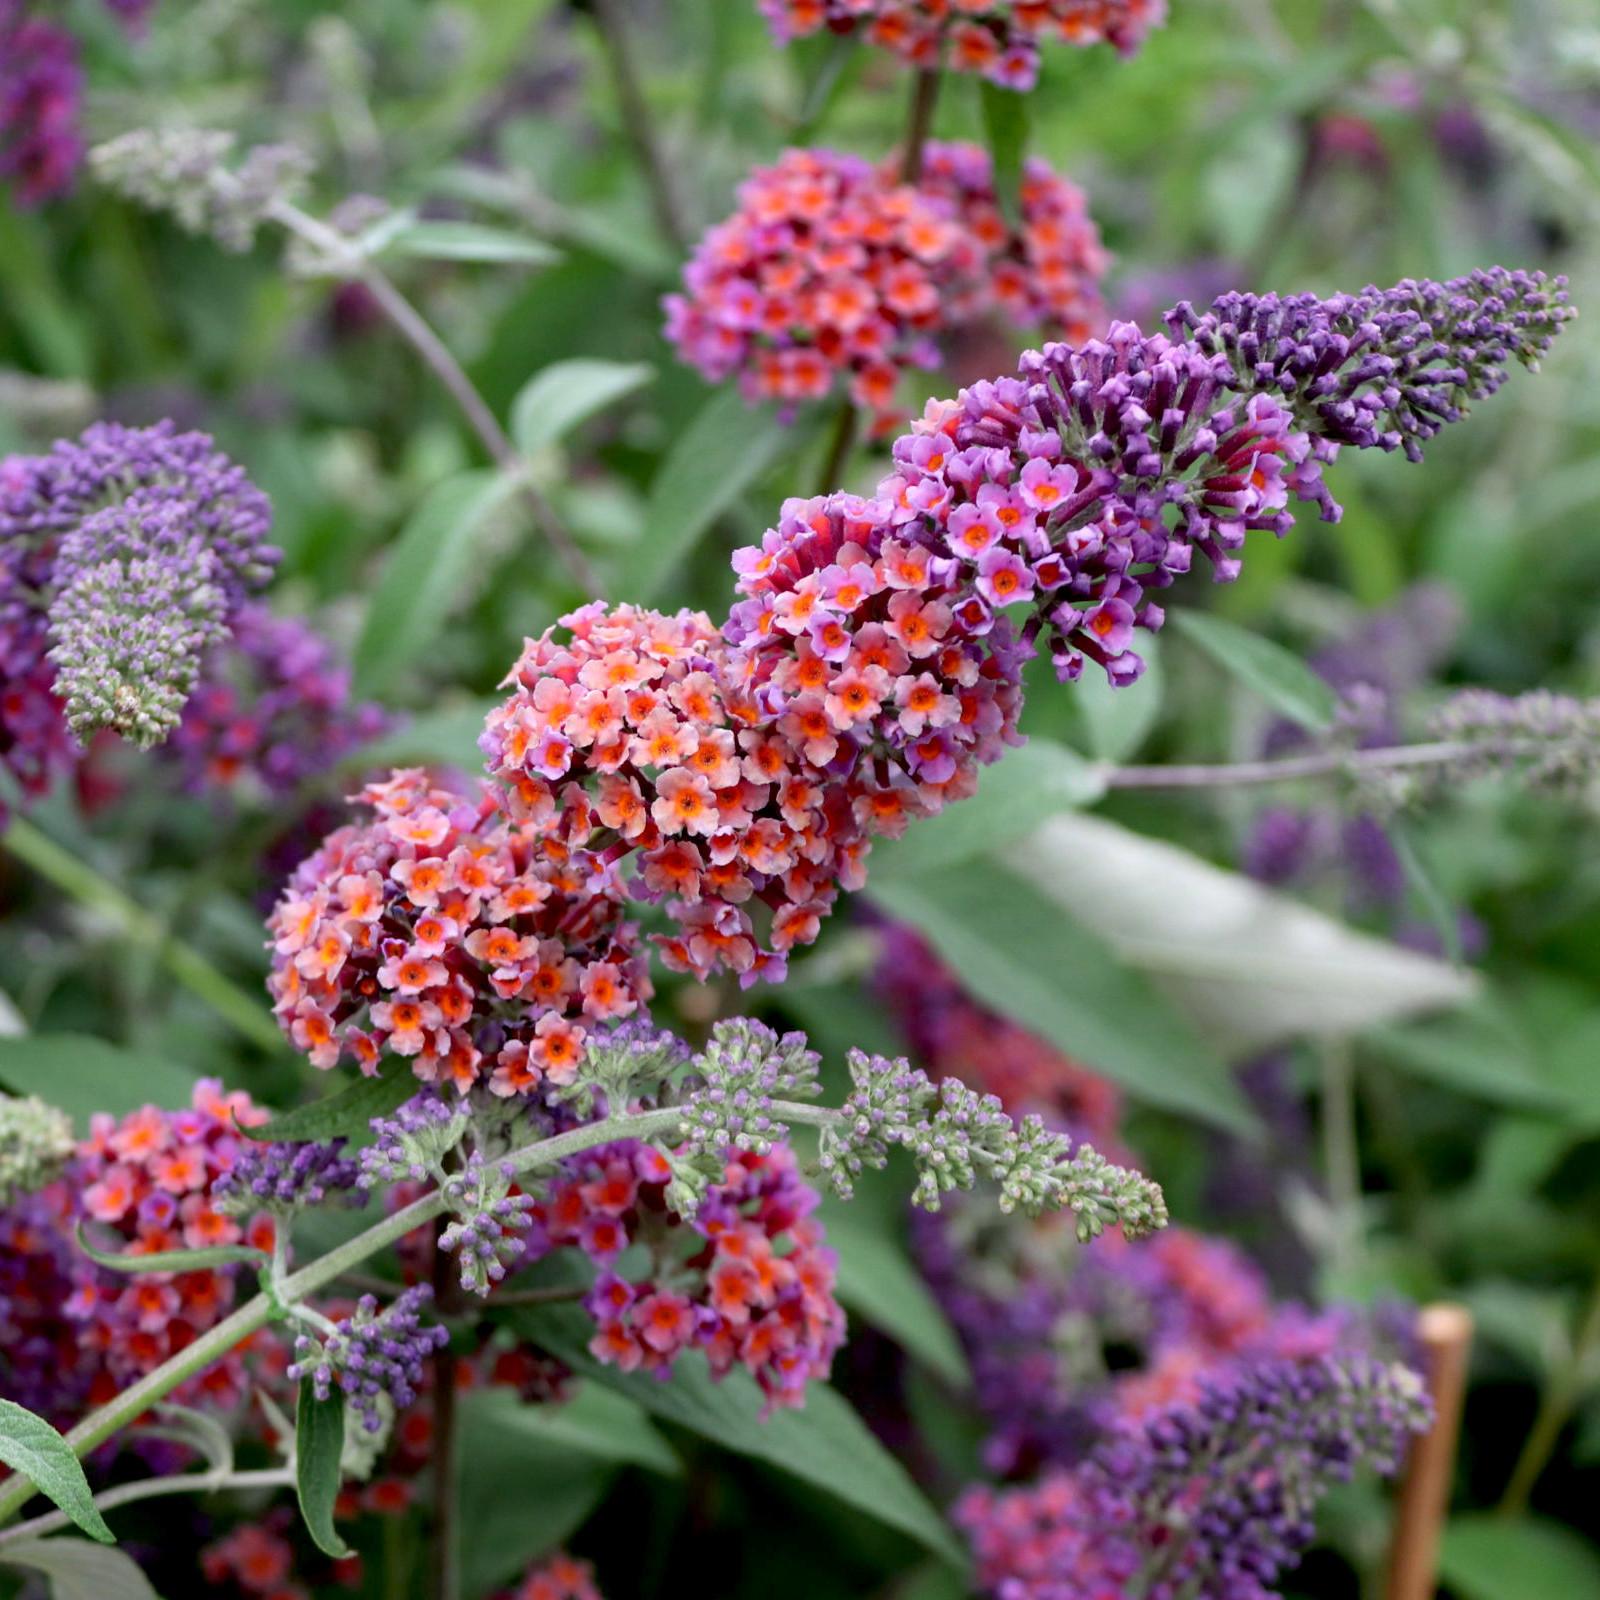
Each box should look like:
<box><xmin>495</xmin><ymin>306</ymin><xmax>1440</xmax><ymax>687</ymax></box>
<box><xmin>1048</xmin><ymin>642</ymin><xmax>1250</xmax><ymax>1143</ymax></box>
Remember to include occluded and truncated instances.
<box><xmin>1384</xmin><ymin>1303</ymin><xmax>1474</xmax><ymax>1600</ymax></box>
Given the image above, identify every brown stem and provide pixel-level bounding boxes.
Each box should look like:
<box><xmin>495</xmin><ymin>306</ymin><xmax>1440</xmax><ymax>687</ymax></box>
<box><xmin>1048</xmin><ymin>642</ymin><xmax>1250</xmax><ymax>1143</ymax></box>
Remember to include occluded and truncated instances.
<box><xmin>814</xmin><ymin>393</ymin><xmax>859</xmax><ymax>496</ymax></box>
<box><xmin>429</xmin><ymin>1221</ymin><xmax>462</xmax><ymax>1600</ymax></box>
<box><xmin>589</xmin><ymin>0</ymin><xmax>691</xmax><ymax>253</ymax></box>
<box><xmin>900</xmin><ymin>69</ymin><xmax>941</xmax><ymax>183</ymax></box>
<box><xmin>1384</xmin><ymin>1304</ymin><xmax>1474</xmax><ymax>1600</ymax></box>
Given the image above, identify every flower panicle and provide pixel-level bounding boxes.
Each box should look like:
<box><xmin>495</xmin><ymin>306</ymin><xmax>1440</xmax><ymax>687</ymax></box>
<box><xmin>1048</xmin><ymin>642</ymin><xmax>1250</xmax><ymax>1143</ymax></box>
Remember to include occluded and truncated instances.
<box><xmin>212</xmin><ymin>1137</ymin><xmax>362</xmax><ymax>1217</ymax></box>
<box><xmin>0</xmin><ymin>1094</ymin><xmax>74</xmax><ymax>1206</ymax></box>
<box><xmin>90</xmin><ymin>127</ymin><xmax>312</xmax><ymax>253</ymax></box>
<box><xmin>287</xmin><ymin>1284</ymin><xmax>448</xmax><ymax>1434</ymax></box>
<box><xmin>819</xmin><ymin>1047</ymin><xmax>1166</xmax><ymax>1239</ymax></box>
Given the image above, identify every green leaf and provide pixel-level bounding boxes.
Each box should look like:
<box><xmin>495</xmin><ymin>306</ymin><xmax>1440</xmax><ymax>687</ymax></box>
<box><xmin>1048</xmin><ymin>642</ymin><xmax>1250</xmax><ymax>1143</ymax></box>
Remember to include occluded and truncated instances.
<box><xmin>382</xmin><ymin>220</ymin><xmax>561</xmax><ymax>267</ymax></box>
<box><xmin>1440</xmin><ymin>1515</ymin><xmax>1600</xmax><ymax>1600</ymax></box>
<box><xmin>241</xmin><ymin>1058</ymin><xmax>417</xmax><ymax>1144</ymax></box>
<box><xmin>0</xmin><ymin>1035</ymin><xmax>198</xmax><ymax>1133</ymax></box>
<box><xmin>511</xmin><ymin>359</ymin><xmax>656</xmax><ymax>458</ymax></box>
<box><xmin>1009</xmin><ymin>814</ymin><xmax>1477</xmax><ymax>1058</ymax></box>
<box><xmin>513</xmin><ymin>1306</ymin><xmax>963</xmax><ymax>1566</ymax></box>
<box><xmin>0</xmin><ymin>1401</ymin><xmax>113</xmax><ymax>1544</ymax></box>
<box><xmin>1066</xmin><ymin>632</ymin><xmax>1164</xmax><ymax>762</ymax></box>
<box><xmin>1364</xmin><ymin>1004</ymin><xmax>1565</xmax><ymax>1109</ymax></box>
<box><xmin>1170</xmin><ymin>611</ymin><xmax>1338</xmax><ymax>731</ymax></box>
<box><xmin>353</xmin><ymin>470</ymin><xmax>521</xmax><ymax>697</ymax></box>
<box><xmin>1391</xmin><ymin>821</ymin><xmax>1463</xmax><ymax>966</ymax></box>
<box><xmin>629</xmin><ymin>388</ymin><xmax>791</xmax><ymax>603</ymax></box>
<box><xmin>978</xmin><ymin>81</ymin><xmax>1031</xmax><ymax>226</ymax></box>
<box><xmin>869</xmin><ymin>739</ymin><xmax>1105</xmax><ymax>879</ymax></box>
<box><xmin>867</xmin><ymin>861</ymin><xmax>1258</xmax><ymax>1135</ymax></box>
<box><xmin>75</xmin><ymin>1221</ymin><xmax>266</xmax><ymax>1277</ymax></box>
<box><xmin>344</xmin><ymin>697</ymin><xmax>500</xmax><ymax>775</ymax></box>
<box><xmin>820</xmin><ymin>1199</ymin><xmax>969</xmax><ymax>1389</ymax></box>
<box><xmin>0</xmin><ymin>1539</ymin><xmax>164</xmax><ymax>1600</ymax></box>
<box><xmin>459</xmin><ymin>1442</ymin><xmax>608</xmax><ymax>1595</ymax></box>
<box><xmin>462</xmin><ymin>1385</ymin><xmax>680</xmax><ymax>1478</ymax></box>
<box><xmin>294</xmin><ymin>1385</ymin><xmax>351</xmax><ymax>1559</ymax></box>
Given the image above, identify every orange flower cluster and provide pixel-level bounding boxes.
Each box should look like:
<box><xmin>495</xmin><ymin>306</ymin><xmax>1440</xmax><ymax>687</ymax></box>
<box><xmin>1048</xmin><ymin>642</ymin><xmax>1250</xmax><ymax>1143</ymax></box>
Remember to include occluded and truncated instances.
<box><xmin>266</xmin><ymin>769</ymin><xmax>649</xmax><ymax>1094</ymax></box>
<box><xmin>665</xmin><ymin>143</ymin><xmax>1106</xmax><ymax>434</ymax></box>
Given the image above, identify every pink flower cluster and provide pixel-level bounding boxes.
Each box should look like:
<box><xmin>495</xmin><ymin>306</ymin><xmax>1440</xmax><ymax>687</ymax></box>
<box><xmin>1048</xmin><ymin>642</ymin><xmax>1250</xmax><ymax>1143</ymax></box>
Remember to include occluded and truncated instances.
<box><xmin>201</xmin><ymin>1518</ymin><xmax>322</xmax><ymax>1600</ymax></box>
<box><xmin>758</xmin><ymin>1</ymin><xmax>1168</xmax><ymax>90</ymax></box>
<box><xmin>73</xmin><ymin>1080</ymin><xmax>276</xmax><ymax>1404</ymax></box>
<box><xmin>528</xmin><ymin>1142</ymin><xmax>845</xmax><ymax>1413</ymax></box>
<box><xmin>266</xmin><ymin>769</ymin><xmax>651</xmax><ymax>1094</ymax></box>
<box><xmin>919</xmin><ymin>141</ymin><xmax>1108</xmax><ymax>345</ymax></box>
<box><xmin>0</xmin><ymin>1081</ymin><xmax>276</xmax><ymax>1430</ymax></box>
<box><xmin>482</xmin><ymin>504</ymin><xmax>1028</xmax><ymax>979</ymax></box>
<box><xmin>505</xmin><ymin>1554</ymin><xmax>605</xmax><ymax>1600</ymax></box>
<box><xmin>664</xmin><ymin>143</ymin><xmax>1105</xmax><ymax>434</ymax></box>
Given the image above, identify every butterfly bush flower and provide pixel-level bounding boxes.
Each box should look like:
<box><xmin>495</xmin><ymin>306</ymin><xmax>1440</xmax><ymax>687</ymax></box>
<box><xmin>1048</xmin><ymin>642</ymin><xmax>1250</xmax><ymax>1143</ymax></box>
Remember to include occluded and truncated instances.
<box><xmin>201</xmin><ymin>1518</ymin><xmax>312</xmax><ymax>1600</ymax></box>
<box><xmin>503</xmin><ymin>1553</ymin><xmax>605</xmax><ymax>1600</ymax></box>
<box><xmin>0</xmin><ymin>4</ymin><xmax>83</xmax><ymax>205</ymax></box>
<box><xmin>528</xmin><ymin>1141</ymin><xmax>846</xmax><ymax>1414</ymax></box>
<box><xmin>0</xmin><ymin>1079</ymin><xmax>277</xmax><ymax>1426</ymax></box>
<box><xmin>163</xmin><ymin>604</ymin><xmax>391</xmax><ymax>798</ymax></box>
<box><xmin>957</xmin><ymin>1350</ymin><xmax>1430</xmax><ymax>1599</ymax></box>
<box><xmin>288</xmin><ymin>1285</ymin><xmax>448</xmax><ymax>1434</ymax></box>
<box><xmin>212</xmin><ymin>1137</ymin><xmax>363</xmax><ymax>1216</ymax></box>
<box><xmin>758</xmin><ymin>1</ymin><xmax>1167</xmax><ymax>88</ymax></box>
<box><xmin>0</xmin><ymin>420</ymin><xmax>278</xmax><ymax>757</ymax></box>
<box><xmin>265</xmin><ymin>768</ymin><xmax>650</xmax><ymax>1093</ymax></box>
<box><xmin>664</xmin><ymin>143</ymin><xmax>1106</xmax><ymax>434</ymax></box>
<box><xmin>0</xmin><ymin>1094</ymin><xmax>74</xmax><ymax>1206</ymax></box>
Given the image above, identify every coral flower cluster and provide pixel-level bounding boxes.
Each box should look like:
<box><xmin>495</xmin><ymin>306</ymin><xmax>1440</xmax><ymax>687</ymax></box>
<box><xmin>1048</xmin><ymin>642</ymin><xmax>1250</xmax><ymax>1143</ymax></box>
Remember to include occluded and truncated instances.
<box><xmin>758</xmin><ymin>1</ymin><xmax>1168</xmax><ymax>89</ymax></box>
<box><xmin>0</xmin><ymin>1080</ymin><xmax>275</xmax><ymax>1427</ymax></box>
<box><xmin>266</xmin><ymin>769</ymin><xmax>651</xmax><ymax>1092</ymax></box>
<box><xmin>529</xmin><ymin>1142</ymin><xmax>846</xmax><ymax>1412</ymax></box>
<box><xmin>665</xmin><ymin>142</ymin><xmax>1106</xmax><ymax>433</ymax></box>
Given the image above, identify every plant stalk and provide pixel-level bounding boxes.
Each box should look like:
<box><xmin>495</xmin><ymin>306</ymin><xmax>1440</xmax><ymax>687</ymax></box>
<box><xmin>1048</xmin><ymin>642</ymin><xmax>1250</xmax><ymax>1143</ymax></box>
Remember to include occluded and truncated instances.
<box><xmin>1101</xmin><ymin>737</ymin><xmax>1553</xmax><ymax>792</ymax></box>
<box><xmin>587</xmin><ymin>0</ymin><xmax>691</xmax><ymax>252</ymax></box>
<box><xmin>264</xmin><ymin>198</ymin><xmax>602</xmax><ymax>596</ymax></box>
<box><xmin>0</xmin><ymin>1101</ymin><xmax>840</xmax><ymax>1529</ymax></box>
<box><xmin>1497</xmin><ymin>1266</ymin><xmax>1600</xmax><ymax>1516</ymax></box>
<box><xmin>0</xmin><ymin>816</ymin><xmax>285</xmax><ymax>1054</ymax></box>
<box><xmin>900</xmin><ymin>69</ymin><xmax>941</xmax><ymax>183</ymax></box>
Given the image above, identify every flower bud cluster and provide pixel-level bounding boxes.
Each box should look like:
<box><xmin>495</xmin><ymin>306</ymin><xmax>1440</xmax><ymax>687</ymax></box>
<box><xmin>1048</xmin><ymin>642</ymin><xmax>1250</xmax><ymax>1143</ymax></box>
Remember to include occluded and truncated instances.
<box><xmin>0</xmin><ymin>1094</ymin><xmax>74</xmax><ymax>1205</ymax></box>
<box><xmin>819</xmin><ymin>1047</ymin><xmax>1167</xmax><ymax>1237</ymax></box>
<box><xmin>288</xmin><ymin>1285</ymin><xmax>449</xmax><ymax>1434</ymax></box>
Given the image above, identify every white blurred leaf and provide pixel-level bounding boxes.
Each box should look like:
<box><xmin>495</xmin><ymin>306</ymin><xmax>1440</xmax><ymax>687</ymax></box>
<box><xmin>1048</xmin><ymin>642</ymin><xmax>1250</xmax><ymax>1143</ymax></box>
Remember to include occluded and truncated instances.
<box><xmin>1005</xmin><ymin>814</ymin><xmax>1475</xmax><ymax>1053</ymax></box>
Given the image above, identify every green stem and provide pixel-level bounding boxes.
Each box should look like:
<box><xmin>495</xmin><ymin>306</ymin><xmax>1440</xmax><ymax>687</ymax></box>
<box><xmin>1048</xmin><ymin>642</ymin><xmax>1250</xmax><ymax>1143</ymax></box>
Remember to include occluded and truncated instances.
<box><xmin>1498</xmin><ymin>1266</ymin><xmax>1600</xmax><ymax>1516</ymax></box>
<box><xmin>1101</xmin><ymin>736</ymin><xmax>1554</xmax><ymax>792</ymax></box>
<box><xmin>1319</xmin><ymin>1037</ymin><xmax>1364</xmax><ymax>1286</ymax></box>
<box><xmin>0</xmin><ymin>1466</ymin><xmax>295</xmax><ymax>1548</ymax></box>
<box><xmin>814</xmin><ymin>394</ymin><xmax>859</xmax><ymax>497</ymax></box>
<box><xmin>900</xmin><ymin>68</ymin><xmax>941</xmax><ymax>183</ymax></box>
<box><xmin>587</xmin><ymin>0</ymin><xmax>691</xmax><ymax>252</ymax></box>
<box><xmin>261</xmin><ymin>197</ymin><xmax>602</xmax><ymax>597</ymax></box>
<box><xmin>0</xmin><ymin>1101</ymin><xmax>840</xmax><ymax>1529</ymax></box>
<box><xmin>0</xmin><ymin>816</ymin><xmax>284</xmax><ymax>1055</ymax></box>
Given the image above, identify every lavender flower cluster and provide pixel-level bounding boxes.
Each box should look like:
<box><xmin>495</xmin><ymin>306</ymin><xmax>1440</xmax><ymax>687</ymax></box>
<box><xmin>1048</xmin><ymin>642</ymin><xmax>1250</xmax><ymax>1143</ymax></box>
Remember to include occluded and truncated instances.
<box><xmin>974</xmin><ymin>268</ymin><xmax>1571</xmax><ymax>685</ymax></box>
<box><xmin>212</xmin><ymin>1138</ymin><xmax>363</xmax><ymax>1216</ymax></box>
<box><xmin>288</xmin><ymin>1285</ymin><xmax>448</xmax><ymax>1434</ymax></box>
<box><xmin>960</xmin><ymin>1350</ymin><xmax>1431</xmax><ymax>1598</ymax></box>
<box><xmin>0</xmin><ymin>421</ymin><xmax>277</xmax><ymax>757</ymax></box>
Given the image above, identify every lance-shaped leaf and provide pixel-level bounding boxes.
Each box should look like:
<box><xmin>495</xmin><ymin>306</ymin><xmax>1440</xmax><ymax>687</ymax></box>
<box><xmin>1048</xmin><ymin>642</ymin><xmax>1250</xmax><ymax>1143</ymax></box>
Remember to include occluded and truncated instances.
<box><xmin>294</xmin><ymin>1386</ymin><xmax>351</xmax><ymax>1559</ymax></box>
<box><xmin>75</xmin><ymin>1221</ymin><xmax>266</xmax><ymax>1277</ymax></box>
<box><xmin>1006</xmin><ymin>813</ymin><xmax>1476</xmax><ymax>1054</ymax></box>
<box><xmin>0</xmin><ymin>1539</ymin><xmax>164</xmax><ymax>1600</ymax></box>
<box><xmin>0</xmin><ymin>1402</ymin><xmax>112</xmax><ymax>1544</ymax></box>
<box><xmin>241</xmin><ymin>1059</ymin><xmax>417</xmax><ymax>1144</ymax></box>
